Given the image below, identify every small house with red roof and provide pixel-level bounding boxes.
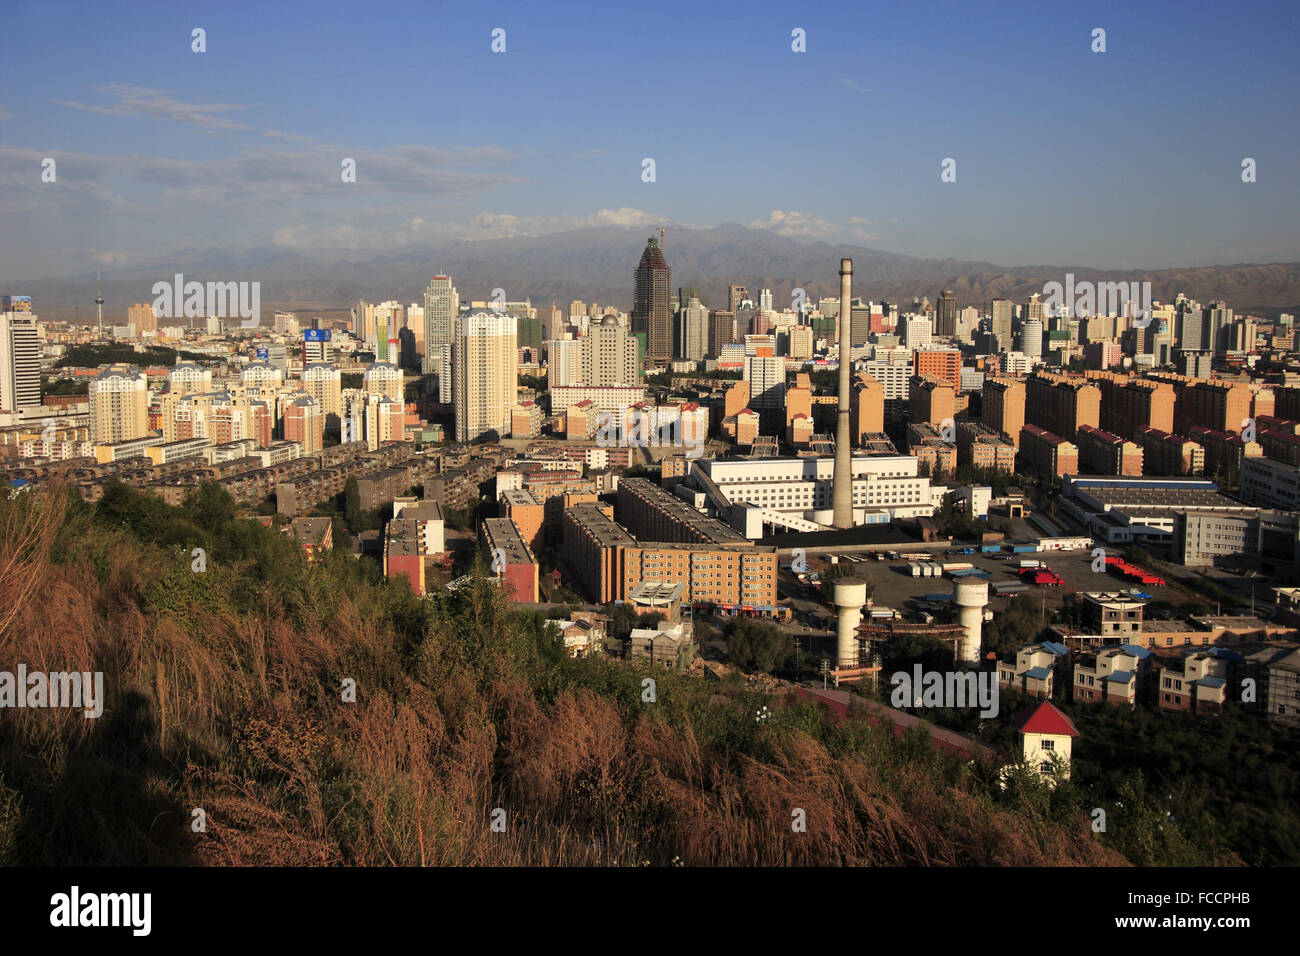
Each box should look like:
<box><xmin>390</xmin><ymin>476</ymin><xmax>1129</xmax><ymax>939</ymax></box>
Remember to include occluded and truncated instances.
<box><xmin>1014</xmin><ymin>700</ymin><xmax>1079</xmax><ymax>783</ymax></box>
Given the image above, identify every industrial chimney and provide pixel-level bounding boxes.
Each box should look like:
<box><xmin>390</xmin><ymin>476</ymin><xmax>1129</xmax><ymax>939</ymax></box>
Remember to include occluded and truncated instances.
<box><xmin>832</xmin><ymin>258</ymin><xmax>854</xmax><ymax>528</ymax></box>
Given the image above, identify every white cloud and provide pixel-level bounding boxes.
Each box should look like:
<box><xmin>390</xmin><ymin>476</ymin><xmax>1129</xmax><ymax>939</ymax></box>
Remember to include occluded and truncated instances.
<box><xmin>749</xmin><ymin>209</ymin><xmax>837</xmax><ymax>239</ymax></box>
<box><xmin>55</xmin><ymin>84</ymin><xmax>251</xmax><ymax>131</ymax></box>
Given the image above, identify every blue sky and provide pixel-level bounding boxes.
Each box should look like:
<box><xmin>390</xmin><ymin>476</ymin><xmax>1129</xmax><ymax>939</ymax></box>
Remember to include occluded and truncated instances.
<box><xmin>2</xmin><ymin>0</ymin><xmax>1298</xmax><ymax>279</ymax></box>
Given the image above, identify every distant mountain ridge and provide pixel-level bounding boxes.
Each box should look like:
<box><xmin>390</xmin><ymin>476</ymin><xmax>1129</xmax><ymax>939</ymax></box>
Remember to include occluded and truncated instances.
<box><xmin>11</xmin><ymin>224</ymin><xmax>1300</xmax><ymax>322</ymax></box>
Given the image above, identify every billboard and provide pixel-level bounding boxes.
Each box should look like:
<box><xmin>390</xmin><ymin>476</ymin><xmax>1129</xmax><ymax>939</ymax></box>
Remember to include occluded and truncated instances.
<box><xmin>304</xmin><ymin>329</ymin><xmax>332</xmax><ymax>342</ymax></box>
<box><xmin>1</xmin><ymin>295</ymin><xmax>32</xmax><ymax>312</ymax></box>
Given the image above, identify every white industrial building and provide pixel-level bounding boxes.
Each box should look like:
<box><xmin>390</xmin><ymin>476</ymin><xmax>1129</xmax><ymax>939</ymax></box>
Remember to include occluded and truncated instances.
<box><xmin>692</xmin><ymin>455</ymin><xmax>936</xmax><ymax>535</ymax></box>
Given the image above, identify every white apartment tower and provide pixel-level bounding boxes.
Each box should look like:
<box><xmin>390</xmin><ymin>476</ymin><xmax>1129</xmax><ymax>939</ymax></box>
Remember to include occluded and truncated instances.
<box><xmin>0</xmin><ymin>311</ymin><xmax>42</xmax><ymax>413</ymax></box>
<box><xmin>582</xmin><ymin>315</ymin><xmax>638</xmax><ymax>386</ymax></box>
<box><xmin>89</xmin><ymin>364</ymin><xmax>149</xmax><ymax>443</ymax></box>
<box><xmin>454</xmin><ymin>311</ymin><xmax>517</xmax><ymax>443</ymax></box>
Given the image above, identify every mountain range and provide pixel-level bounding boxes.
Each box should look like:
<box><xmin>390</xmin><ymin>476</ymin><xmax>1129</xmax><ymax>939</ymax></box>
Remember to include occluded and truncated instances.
<box><xmin>10</xmin><ymin>224</ymin><xmax>1300</xmax><ymax>323</ymax></box>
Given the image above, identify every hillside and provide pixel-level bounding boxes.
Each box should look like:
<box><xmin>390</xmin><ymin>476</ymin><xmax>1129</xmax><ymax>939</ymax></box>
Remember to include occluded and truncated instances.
<box><xmin>0</xmin><ymin>483</ymin><xmax>1181</xmax><ymax>866</ymax></box>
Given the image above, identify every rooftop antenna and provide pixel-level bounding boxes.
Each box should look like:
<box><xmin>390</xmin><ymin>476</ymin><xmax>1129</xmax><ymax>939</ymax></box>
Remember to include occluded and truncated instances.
<box><xmin>94</xmin><ymin>272</ymin><xmax>104</xmax><ymax>340</ymax></box>
<box><xmin>659</xmin><ymin>225</ymin><xmax>665</xmax><ymax>250</ymax></box>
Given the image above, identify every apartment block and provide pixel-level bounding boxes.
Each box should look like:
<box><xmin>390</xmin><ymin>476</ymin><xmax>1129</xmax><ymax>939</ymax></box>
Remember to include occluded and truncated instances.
<box><xmin>1186</xmin><ymin>425</ymin><xmax>1262</xmax><ymax>477</ymax></box>
<box><xmin>1176</xmin><ymin>379</ymin><xmax>1252</xmax><ymax>435</ymax></box>
<box><xmin>1090</xmin><ymin>373</ymin><xmax>1175</xmax><ymax>441</ymax></box>
<box><xmin>956</xmin><ymin>422</ymin><xmax>1016</xmax><ymax>471</ymax></box>
<box><xmin>1075</xmin><ymin>424</ymin><xmax>1143</xmax><ymax>476</ymax></box>
<box><xmin>982</xmin><ymin>377</ymin><xmax>1026</xmax><ymax>449</ymax></box>
<box><xmin>617</xmin><ymin>477</ymin><xmax>751</xmax><ymax>547</ymax></box>
<box><xmin>501</xmin><ymin>487</ymin><xmax>544</xmax><ymax>552</ymax></box>
<box><xmin>850</xmin><ymin>375</ymin><xmax>884</xmax><ymax>442</ymax></box>
<box><xmin>908</xmin><ymin>376</ymin><xmax>955</xmax><ymax>429</ymax></box>
<box><xmin>561</xmin><ymin>503</ymin><xmax>777</xmax><ymax>608</ymax></box>
<box><xmin>1019</xmin><ymin>424</ymin><xmax>1078</xmax><ymax>477</ymax></box>
<box><xmin>383</xmin><ymin>519</ymin><xmax>426</xmax><ymax>596</ymax></box>
<box><xmin>912</xmin><ymin>348</ymin><xmax>962</xmax><ymax>392</ymax></box>
<box><xmin>480</xmin><ymin>517</ymin><xmax>540</xmax><ymax>602</ymax></box>
<box><xmin>1025</xmin><ymin>372</ymin><xmax>1100</xmax><ymax>441</ymax></box>
<box><xmin>1136</xmin><ymin>426</ymin><xmax>1204</xmax><ymax>476</ymax></box>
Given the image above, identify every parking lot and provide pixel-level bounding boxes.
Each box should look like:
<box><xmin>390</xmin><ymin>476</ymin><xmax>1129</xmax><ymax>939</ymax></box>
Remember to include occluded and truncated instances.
<box><xmin>800</xmin><ymin>546</ymin><xmax>1191</xmax><ymax>620</ymax></box>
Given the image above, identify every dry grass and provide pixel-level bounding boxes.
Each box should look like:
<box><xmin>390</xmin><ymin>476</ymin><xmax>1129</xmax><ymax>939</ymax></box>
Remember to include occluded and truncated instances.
<box><xmin>0</xmin><ymin>486</ymin><xmax>1126</xmax><ymax>867</ymax></box>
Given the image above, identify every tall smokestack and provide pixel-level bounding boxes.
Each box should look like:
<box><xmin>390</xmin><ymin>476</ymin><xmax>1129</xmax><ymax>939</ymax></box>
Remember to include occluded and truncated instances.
<box><xmin>832</xmin><ymin>258</ymin><xmax>854</xmax><ymax>528</ymax></box>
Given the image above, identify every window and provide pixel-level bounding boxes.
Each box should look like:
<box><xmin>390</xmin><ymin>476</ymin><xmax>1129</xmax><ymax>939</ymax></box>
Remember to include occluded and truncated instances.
<box><xmin>1041</xmin><ymin>739</ymin><xmax>1055</xmax><ymax>751</ymax></box>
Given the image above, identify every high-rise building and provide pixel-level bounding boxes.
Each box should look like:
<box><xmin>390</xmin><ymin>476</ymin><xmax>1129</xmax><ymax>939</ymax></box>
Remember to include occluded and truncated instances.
<box><xmin>0</xmin><ymin>310</ymin><xmax>41</xmax><ymax>413</ymax></box>
<box><xmin>167</xmin><ymin>363</ymin><xmax>212</xmax><ymax>397</ymax></box>
<box><xmin>302</xmin><ymin>363</ymin><xmax>343</xmax><ymax>418</ymax></box>
<box><xmin>982</xmin><ymin>377</ymin><xmax>1026</xmax><ymax>449</ymax></box>
<box><xmin>991</xmin><ymin>299</ymin><xmax>1014</xmax><ymax>352</ymax></box>
<box><xmin>728</xmin><ymin>286</ymin><xmax>749</xmax><ymax>314</ymax></box>
<box><xmin>675</xmin><ymin>295</ymin><xmax>708</xmax><ymax>361</ymax></box>
<box><xmin>1024</xmin><ymin>292</ymin><xmax>1045</xmax><ymax>324</ymax></box>
<box><xmin>423</xmin><ymin>276</ymin><xmax>458</xmax><ymax>368</ymax></box>
<box><xmin>903</xmin><ymin>315</ymin><xmax>933</xmax><ymax>348</ymax></box>
<box><xmin>1177</xmin><ymin>300</ymin><xmax>1205</xmax><ymax>352</ymax></box>
<box><xmin>423</xmin><ymin>276</ymin><xmax>458</xmax><ymax>404</ymax></box>
<box><xmin>284</xmin><ymin>395</ymin><xmax>324</xmax><ymax>454</ymax></box>
<box><xmin>1021</xmin><ymin>318</ymin><xmax>1044</xmax><ymax>363</ymax></box>
<box><xmin>935</xmin><ymin>290</ymin><xmax>958</xmax><ymax>338</ymax></box>
<box><xmin>128</xmin><ymin>302</ymin><xmax>156</xmax><ymax>335</ymax></box>
<box><xmin>454</xmin><ymin>311</ymin><xmax>517</xmax><ymax>443</ymax></box>
<box><xmin>632</xmin><ymin>237</ymin><xmax>672</xmax><ymax>363</ymax></box>
<box><xmin>546</xmin><ymin>338</ymin><xmax>583</xmax><ymax>388</ymax></box>
<box><xmin>582</xmin><ymin>315</ymin><xmax>638</xmax><ymax>386</ymax></box>
<box><xmin>709</xmin><ymin>310</ymin><xmax>736</xmax><ymax>358</ymax></box>
<box><xmin>364</xmin><ymin>361</ymin><xmax>404</xmax><ymax>402</ymax></box>
<box><xmin>1204</xmin><ymin>301</ymin><xmax>1233</xmax><ymax>356</ymax></box>
<box><xmin>89</xmin><ymin>364</ymin><xmax>149</xmax><ymax>443</ymax></box>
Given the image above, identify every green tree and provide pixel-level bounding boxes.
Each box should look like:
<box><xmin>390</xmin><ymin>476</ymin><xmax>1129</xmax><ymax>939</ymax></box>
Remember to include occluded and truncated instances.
<box><xmin>725</xmin><ymin>617</ymin><xmax>791</xmax><ymax>673</ymax></box>
<box><xmin>344</xmin><ymin>477</ymin><xmax>361</xmax><ymax>530</ymax></box>
<box><xmin>983</xmin><ymin>595</ymin><xmax>1047</xmax><ymax>659</ymax></box>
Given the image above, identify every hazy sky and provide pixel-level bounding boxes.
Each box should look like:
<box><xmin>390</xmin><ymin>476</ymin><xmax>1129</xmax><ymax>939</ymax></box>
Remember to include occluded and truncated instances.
<box><xmin>3</xmin><ymin>0</ymin><xmax>1298</xmax><ymax>280</ymax></box>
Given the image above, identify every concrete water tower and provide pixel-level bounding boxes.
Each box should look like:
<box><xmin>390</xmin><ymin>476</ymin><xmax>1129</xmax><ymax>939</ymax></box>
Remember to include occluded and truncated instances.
<box><xmin>833</xmin><ymin>577</ymin><xmax>869</xmax><ymax>667</ymax></box>
<box><xmin>953</xmin><ymin>579</ymin><xmax>989</xmax><ymax>665</ymax></box>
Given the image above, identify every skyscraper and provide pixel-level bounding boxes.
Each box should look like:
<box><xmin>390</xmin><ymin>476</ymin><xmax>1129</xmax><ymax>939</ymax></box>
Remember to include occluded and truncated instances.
<box><xmin>632</xmin><ymin>237</ymin><xmax>672</xmax><ymax>362</ymax></box>
<box><xmin>991</xmin><ymin>299</ymin><xmax>1014</xmax><ymax>352</ymax></box>
<box><xmin>709</xmin><ymin>310</ymin><xmax>736</xmax><ymax>358</ymax></box>
<box><xmin>935</xmin><ymin>290</ymin><xmax>958</xmax><ymax>338</ymax></box>
<box><xmin>0</xmin><ymin>309</ymin><xmax>41</xmax><ymax>413</ymax></box>
<box><xmin>1021</xmin><ymin>318</ymin><xmax>1044</xmax><ymax>364</ymax></box>
<box><xmin>424</xmin><ymin>275</ymin><xmax>458</xmax><ymax>403</ymax></box>
<box><xmin>728</xmin><ymin>286</ymin><xmax>749</xmax><ymax>314</ymax></box>
<box><xmin>582</xmin><ymin>315</ymin><xmax>638</xmax><ymax>386</ymax></box>
<box><xmin>454</xmin><ymin>311</ymin><xmax>517</xmax><ymax>443</ymax></box>
<box><xmin>676</xmin><ymin>295</ymin><xmax>709</xmax><ymax>361</ymax></box>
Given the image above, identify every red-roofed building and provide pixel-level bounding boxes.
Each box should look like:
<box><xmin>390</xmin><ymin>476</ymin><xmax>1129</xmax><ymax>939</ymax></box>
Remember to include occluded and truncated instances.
<box><xmin>1013</xmin><ymin>700</ymin><xmax>1078</xmax><ymax>783</ymax></box>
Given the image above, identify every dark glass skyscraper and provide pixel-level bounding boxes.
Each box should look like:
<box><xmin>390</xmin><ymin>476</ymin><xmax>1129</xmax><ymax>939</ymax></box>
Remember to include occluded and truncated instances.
<box><xmin>632</xmin><ymin>236</ymin><xmax>672</xmax><ymax>362</ymax></box>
